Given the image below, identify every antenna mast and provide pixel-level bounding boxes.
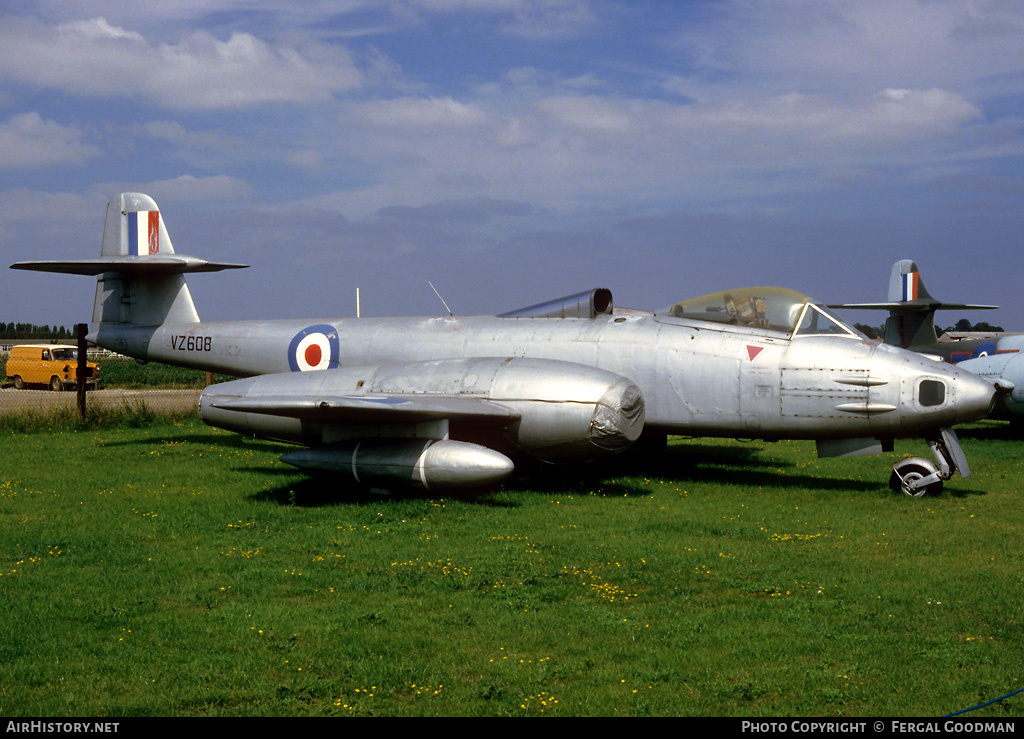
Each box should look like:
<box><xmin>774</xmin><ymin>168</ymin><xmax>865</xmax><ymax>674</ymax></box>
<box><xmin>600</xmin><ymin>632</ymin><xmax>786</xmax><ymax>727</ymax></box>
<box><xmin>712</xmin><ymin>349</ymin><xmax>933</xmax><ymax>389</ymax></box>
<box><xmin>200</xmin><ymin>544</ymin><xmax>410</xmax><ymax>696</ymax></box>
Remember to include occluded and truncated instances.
<box><xmin>428</xmin><ymin>281</ymin><xmax>453</xmax><ymax>317</ymax></box>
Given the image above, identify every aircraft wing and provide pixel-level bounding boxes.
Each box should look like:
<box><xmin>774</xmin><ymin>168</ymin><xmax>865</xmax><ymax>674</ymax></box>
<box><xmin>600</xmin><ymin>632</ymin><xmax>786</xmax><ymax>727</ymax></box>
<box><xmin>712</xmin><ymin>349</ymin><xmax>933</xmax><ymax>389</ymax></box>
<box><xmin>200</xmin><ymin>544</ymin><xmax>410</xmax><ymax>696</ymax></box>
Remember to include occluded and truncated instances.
<box><xmin>11</xmin><ymin>255</ymin><xmax>247</xmax><ymax>275</ymax></box>
<box><xmin>207</xmin><ymin>393</ymin><xmax>520</xmax><ymax>424</ymax></box>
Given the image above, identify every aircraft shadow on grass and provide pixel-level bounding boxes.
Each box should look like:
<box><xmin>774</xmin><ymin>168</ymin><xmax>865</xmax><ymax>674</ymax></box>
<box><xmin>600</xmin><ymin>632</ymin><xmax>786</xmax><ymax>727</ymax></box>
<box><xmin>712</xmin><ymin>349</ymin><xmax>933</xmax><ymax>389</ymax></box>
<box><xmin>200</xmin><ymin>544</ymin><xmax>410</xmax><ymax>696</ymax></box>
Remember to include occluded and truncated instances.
<box><xmin>99</xmin><ymin>431</ymin><xmax>265</xmax><ymax>450</ymax></box>
<box><xmin>955</xmin><ymin>423</ymin><xmax>1024</xmax><ymax>442</ymax></box>
<box><xmin>105</xmin><ymin>431</ymin><xmax>989</xmax><ymax>503</ymax></box>
<box><xmin>241</xmin><ymin>440</ymin><xmax>892</xmax><ymax>508</ymax></box>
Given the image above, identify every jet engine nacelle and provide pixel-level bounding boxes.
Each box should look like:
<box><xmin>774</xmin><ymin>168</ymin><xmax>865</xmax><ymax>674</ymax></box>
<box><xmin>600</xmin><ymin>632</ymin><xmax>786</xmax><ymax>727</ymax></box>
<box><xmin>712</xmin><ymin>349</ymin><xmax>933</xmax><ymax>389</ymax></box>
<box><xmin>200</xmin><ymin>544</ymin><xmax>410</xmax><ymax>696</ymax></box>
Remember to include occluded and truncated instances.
<box><xmin>199</xmin><ymin>357</ymin><xmax>645</xmax><ymax>487</ymax></box>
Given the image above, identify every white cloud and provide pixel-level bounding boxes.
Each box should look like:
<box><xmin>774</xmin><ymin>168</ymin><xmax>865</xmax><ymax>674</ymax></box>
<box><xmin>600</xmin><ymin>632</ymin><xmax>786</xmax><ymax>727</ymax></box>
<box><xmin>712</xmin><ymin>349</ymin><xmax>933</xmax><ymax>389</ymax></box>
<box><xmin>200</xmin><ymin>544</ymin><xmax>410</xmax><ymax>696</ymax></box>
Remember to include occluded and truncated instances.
<box><xmin>60</xmin><ymin>16</ymin><xmax>146</xmax><ymax>43</ymax></box>
<box><xmin>867</xmin><ymin>88</ymin><xmax>983</xmax><ymax>135</ymax></box>
<box><xmin>0</xmin><ymin>2</ymin><xmax>1016</xmax><ymax>221</ymax></box>
<box><xmin>25</xmin><ymin>0</ymin><xmax>602</xmax><ymax>40</ymax></box>
<box><xmin>0</xmin><ymin>175</ymin><xmax>245</xmax><ymax>231</ymax></box>
<box><xmin>133</xmin><ymin>120</ymin><xmax>189</xmax><ymax>142</ymax></box>
<box><xmin>0</xmin><ymin>16</ymin><xmax>364</xmax><ymax>109</ymax></box>
<box><xmin>496</xmin><ymin>0</ymin><xmax>601</xmax><ymax>40</ymax></box>
<box><xmin>286</xmin><ymin>149</ymin><xmax>325</xmax><ymax>170</ymax></box>
<box><xmin>351</xmin><ymin>97</ymin><xmax>490</xmax><ymax>128</ymax></box>
<box><xmin>670</xmin><ymin>0</ymin><xmax>1024</xmax><ymax>98</ymax></box>
<box><xmin>325</xmin><ymin>84</ymin><xmax>986</xmax><ymax>217</ymax></box>
<box><xmin>133</xmin><ymin>174</ymin><xmax>253</xmax><ymax>201</ymax></box>
<box><xmin>375</xmin><ymin>0</ymin><xmax>601</xmax><ymax>40</ymax></box>
<box><xmin>665</xmin><ymin>88</ymin><xmax>982</xmax><ymax>143</ymax></box>
<box><xmin>0</xmin><ymin>188</ymin><xmax>97</xmax><ymax>221</ymax></box>
<box><xmin>536</xmin><ymin>96</ymin><xmax>633</xmax><ymax>133</ymax></box>
<box><xmin>0</xmin><ymin>112</ymin><xmax>100</xmax><ymax>168</ymax></box>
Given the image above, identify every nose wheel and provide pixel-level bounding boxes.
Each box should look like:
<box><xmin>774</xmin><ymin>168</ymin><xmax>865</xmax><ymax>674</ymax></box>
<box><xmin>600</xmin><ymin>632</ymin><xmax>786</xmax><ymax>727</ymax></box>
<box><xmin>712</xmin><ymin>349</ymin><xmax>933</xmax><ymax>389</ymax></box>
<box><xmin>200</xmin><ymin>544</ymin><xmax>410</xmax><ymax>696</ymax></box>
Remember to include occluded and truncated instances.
<box><xmin>889</xmin><ymin>458</ymin><xmax>943</xmax><ymax>497</ymax></box>
<box><xmin>889</xmin><ymin>427</ymin><xmax>970</xmax><ymax>498</ymax></box>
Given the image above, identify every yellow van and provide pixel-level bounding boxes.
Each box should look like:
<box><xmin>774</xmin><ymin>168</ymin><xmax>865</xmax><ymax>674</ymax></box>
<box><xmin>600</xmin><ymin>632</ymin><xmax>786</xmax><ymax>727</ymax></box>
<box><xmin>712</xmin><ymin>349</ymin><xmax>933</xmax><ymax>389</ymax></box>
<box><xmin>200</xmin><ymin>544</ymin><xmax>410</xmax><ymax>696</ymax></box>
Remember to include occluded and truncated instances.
<box><xmin>4</xmin><ymin>345</ymin><xmax>100</xmax><ymax>391</ymax></box>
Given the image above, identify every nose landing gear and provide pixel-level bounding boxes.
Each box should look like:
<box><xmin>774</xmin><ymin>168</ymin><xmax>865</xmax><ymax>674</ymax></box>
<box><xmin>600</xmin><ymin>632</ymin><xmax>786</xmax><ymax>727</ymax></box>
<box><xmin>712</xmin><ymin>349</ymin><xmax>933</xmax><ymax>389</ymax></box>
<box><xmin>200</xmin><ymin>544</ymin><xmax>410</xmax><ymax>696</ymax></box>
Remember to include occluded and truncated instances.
<box><xmin>889</xmin><ymin>427</ymin><xmax>970</xmax><ymax>497</ymax></box>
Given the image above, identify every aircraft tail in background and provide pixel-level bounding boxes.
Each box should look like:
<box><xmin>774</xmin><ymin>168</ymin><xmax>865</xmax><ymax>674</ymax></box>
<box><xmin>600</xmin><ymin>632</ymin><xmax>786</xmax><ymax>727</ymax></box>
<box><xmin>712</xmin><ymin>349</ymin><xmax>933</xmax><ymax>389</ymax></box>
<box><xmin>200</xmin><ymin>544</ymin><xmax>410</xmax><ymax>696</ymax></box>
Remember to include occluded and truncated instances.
<box><xmin>830</xmin><ymin>259</ymin><xmax>997</xmax><ymax>349</ymax></box>
<box><xmin>11</xmin><ymin>192</ymin><xmax>246</xmax><ymax>327</ymax></box>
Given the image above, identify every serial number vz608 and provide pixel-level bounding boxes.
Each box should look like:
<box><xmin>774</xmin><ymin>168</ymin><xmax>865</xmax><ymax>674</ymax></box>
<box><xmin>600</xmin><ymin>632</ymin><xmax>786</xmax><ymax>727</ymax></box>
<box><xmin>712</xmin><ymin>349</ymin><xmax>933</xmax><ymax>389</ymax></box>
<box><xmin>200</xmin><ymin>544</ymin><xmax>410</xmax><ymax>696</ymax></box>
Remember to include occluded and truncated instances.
<box><xmin>172</xmin><ymin>335</ymin><xmax>212</xmax><ymax>352</ymax></box>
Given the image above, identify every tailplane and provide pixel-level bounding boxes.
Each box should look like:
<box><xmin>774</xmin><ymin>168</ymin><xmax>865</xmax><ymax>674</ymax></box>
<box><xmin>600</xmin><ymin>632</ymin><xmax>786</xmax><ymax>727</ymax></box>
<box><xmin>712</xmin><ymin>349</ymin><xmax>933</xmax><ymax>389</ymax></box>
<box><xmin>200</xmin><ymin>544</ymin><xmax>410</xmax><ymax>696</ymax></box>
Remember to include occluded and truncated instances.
<box><xmin>830</xmin><ymin>259</ymin><xmax>997</xmax><ymax>349</ymax></box>
<box><xmin>11</xmin><ymin>192</ymin><xmax>246</xmax><ymax>327</ymax></box>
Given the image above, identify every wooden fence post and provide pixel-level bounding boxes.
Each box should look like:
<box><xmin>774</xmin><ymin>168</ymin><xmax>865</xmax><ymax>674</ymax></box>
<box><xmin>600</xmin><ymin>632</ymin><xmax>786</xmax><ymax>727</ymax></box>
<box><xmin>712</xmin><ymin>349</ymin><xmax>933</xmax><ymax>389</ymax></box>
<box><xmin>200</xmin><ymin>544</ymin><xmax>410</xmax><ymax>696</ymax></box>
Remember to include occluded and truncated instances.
<box><xmin>76</xmin><ymin>323</ymin><xmax>87</xmax><ymax>418</ymax></box>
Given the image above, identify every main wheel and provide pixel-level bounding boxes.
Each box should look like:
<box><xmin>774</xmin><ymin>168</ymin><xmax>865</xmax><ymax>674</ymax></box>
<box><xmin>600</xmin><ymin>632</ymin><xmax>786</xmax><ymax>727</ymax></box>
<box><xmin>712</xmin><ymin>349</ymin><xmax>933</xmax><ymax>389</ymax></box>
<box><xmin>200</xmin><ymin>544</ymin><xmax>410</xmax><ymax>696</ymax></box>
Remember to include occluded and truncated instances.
<box><xmin>12</xmin><ymin>375</ymin><xmax>24</xmax><ymax>390</ymax></box>
<box><xmin>889</xmin><ymin>460</ymin><xmax>943</xmax><ymax>497</ymax></box>
<box><xmin>49</xmin><ymin>376</ymin><xmax>63</xmax><ymax>392</ymax></box>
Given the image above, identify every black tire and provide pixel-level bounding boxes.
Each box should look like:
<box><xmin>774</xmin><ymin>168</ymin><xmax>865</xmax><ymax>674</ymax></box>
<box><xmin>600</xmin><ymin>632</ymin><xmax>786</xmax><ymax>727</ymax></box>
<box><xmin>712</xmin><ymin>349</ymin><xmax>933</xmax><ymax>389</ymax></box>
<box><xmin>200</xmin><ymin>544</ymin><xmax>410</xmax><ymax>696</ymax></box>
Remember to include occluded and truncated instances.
<box><xmin>13</xmin><ymin>375</ymin><xmax>24</xmax><ymax>390</ymax></box>
<box><xmin>889</xmin><ymin>462</ymin><xmax>943</xmax><ymax>497</ymax></box>
<box><xmin>49</xmin><ymin>376</ymin><xmax>63</xmax><ymax>392</ymax></box>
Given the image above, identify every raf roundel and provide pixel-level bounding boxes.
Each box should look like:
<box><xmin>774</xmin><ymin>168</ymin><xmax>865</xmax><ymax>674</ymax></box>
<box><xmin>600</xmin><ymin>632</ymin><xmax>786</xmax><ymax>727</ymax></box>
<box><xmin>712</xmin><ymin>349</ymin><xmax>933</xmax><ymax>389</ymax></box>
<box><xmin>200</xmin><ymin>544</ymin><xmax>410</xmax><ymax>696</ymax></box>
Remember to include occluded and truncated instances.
<box><xmin>973</xmin><ymin>342</ymin><xmax>996</xmax><ymax>359</ymax></box>
<box><xmin>288</xmin><ymin>325</ymin><xmax>340</xmax><ymax>372</ymax></box>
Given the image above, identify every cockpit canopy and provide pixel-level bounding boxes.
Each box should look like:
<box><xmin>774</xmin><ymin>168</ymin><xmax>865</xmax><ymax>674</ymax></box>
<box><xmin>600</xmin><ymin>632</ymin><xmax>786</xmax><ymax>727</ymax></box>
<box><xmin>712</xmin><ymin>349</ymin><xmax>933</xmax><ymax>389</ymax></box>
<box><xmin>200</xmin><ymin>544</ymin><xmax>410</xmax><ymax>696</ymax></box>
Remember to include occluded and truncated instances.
<box><xmin>660</xmin><ymin>287</ymin><xmax>863</xmax><ymax>339</ymax></box>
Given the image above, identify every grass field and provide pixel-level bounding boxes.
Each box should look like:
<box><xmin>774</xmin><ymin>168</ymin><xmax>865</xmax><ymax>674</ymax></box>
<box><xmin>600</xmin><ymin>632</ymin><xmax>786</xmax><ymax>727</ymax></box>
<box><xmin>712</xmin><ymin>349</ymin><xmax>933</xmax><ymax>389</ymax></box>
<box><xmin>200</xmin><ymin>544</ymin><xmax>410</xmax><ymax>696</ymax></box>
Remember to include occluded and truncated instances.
<box><xmin>1</xmin><ymin>416</ymin><xmax>1022</xmax><ymax>717</ymax></box>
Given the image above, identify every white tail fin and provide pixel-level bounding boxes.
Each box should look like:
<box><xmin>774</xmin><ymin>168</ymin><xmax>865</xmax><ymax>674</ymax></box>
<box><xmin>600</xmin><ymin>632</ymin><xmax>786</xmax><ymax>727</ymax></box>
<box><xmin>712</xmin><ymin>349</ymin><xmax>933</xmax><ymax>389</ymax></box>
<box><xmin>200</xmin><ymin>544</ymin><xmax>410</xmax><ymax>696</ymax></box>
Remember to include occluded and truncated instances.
<box><xmin>11</xmin><ymin>192</ymin><xmax>246</xmax><ymax>328</ymax></box>
<box><xmin>886</xmin><ymin>259</ymin><xmax>933</xmax><ymax>303</ymax></box>
<box><xmin>95</xmin><ymin>192</ymin><xmax>198</xmax><ymax>325</ymax></box>
<box><xmin>102</xmin><ymin>192</ymin><xmax>174</xmax><ymax>257</ymax></box>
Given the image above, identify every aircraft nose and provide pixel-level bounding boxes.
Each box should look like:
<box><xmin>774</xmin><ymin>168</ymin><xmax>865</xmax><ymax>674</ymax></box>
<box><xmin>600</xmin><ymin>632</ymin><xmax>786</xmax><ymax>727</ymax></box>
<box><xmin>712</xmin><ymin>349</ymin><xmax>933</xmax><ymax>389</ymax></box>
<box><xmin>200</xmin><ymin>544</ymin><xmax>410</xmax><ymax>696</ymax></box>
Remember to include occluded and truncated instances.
<box><xmin>873</xmin><ymin>345</ymin><xmax>997</xmax><ymax>433</ymax></box>
<box><xmin>953</xmin><ymin>367</ymin><xmax>997</xmax><ymax>423</ymax></box>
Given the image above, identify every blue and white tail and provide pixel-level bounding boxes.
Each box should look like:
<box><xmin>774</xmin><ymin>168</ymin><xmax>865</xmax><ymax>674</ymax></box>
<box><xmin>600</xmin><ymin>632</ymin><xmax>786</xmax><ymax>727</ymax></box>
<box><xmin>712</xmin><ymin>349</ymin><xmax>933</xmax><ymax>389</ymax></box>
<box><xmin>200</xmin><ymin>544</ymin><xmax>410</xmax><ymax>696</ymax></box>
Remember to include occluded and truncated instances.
<box><xmin>12</xmin><ymin>192</ymin><xmax>246</xmax><ymax>328</ymax></box>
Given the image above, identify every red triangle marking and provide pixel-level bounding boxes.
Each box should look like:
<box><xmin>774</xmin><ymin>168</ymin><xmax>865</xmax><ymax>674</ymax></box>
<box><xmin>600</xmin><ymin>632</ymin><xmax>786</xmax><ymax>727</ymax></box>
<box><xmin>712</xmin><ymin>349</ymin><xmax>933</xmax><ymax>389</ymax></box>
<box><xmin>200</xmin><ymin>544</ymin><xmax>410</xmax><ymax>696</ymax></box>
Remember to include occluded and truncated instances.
<box><xmin>746</xmin><ymin>345</ymin><xmax>763</xmax><ymax>361</ymax></box>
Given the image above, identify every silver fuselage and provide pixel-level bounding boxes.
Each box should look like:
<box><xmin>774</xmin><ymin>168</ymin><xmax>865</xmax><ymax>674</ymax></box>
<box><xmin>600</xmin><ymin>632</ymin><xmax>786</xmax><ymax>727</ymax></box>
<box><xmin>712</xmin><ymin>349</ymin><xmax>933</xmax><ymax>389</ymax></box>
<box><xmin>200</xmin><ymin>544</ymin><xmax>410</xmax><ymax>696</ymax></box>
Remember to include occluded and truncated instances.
<box><xmin>14</xmin><ymin>192</ymin><xmax>999</xmax><ymax>492</ymax></box>
<box><xmin>94</xmin><ymin>309</ymin><xmax>994</xmax><ymax>441</ymax></box>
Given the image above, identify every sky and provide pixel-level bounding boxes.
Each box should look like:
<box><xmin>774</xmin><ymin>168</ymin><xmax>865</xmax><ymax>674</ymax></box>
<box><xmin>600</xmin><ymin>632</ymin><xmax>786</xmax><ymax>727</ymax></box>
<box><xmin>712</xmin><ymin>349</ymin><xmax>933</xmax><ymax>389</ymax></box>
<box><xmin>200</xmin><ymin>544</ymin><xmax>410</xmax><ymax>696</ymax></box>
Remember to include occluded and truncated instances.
<box><xmin>1</xmin><ymin>0</ymin><xmax>1023</xmax><ymax>328</ymax></box>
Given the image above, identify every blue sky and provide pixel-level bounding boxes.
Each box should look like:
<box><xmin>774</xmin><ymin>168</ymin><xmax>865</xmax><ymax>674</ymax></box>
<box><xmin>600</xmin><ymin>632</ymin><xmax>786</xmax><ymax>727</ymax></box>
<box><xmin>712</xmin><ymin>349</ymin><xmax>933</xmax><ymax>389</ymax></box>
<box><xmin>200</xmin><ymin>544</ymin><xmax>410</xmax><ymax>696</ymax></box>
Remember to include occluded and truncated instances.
<box><xmin>2</xmin><ymin>0</ymin><xmax>1023</xmax><ymax>327</ymax></box>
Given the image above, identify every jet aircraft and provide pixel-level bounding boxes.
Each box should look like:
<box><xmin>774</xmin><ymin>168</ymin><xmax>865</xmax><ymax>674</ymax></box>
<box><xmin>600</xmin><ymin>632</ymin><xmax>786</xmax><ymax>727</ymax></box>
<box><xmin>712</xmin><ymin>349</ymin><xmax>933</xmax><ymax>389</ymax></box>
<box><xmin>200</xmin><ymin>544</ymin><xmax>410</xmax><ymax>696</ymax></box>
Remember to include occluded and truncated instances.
<box><xmin>11</xmin><ymin>194</ymin><xmax>997</xmax><ymax>496</ymax></box>
<box><xmin>831</xmin><ymin>260</ymin><xmax>1024</xmax><ymax>422</ymax></box>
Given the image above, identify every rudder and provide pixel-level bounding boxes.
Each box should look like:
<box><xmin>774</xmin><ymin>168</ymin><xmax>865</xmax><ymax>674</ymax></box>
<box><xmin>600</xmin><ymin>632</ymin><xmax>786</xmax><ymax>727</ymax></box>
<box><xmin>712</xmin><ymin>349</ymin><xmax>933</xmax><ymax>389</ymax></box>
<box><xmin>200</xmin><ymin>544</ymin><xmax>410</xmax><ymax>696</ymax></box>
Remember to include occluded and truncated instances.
<box><xmin>102</xmin><ymin>192</ymin><xmax>175</xmax><ymax>257</ymax></box>
<box><xmin>886</xmin><ymin>259</ymin><xmax>934</xmax><ymax>303</ymax></box>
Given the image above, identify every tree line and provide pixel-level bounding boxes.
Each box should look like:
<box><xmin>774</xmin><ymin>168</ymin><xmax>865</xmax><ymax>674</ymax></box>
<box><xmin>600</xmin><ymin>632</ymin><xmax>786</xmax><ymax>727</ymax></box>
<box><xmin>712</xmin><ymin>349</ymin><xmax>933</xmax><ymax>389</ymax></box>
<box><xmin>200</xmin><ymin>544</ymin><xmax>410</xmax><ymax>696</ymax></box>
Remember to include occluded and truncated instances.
<box><xmin>0</xmin><ymin>323</ymin><xmax>74</xmax><ymax>340</ymax></box>
<box><xmin>941</xmin><ymin>318</ymin><xmax>1005</xmax><ymax>334</ymax></box>
<box><xmin>854</xmin><ymin>319</ymin><xmax>1006</xmax><ymax>340</ymax></box>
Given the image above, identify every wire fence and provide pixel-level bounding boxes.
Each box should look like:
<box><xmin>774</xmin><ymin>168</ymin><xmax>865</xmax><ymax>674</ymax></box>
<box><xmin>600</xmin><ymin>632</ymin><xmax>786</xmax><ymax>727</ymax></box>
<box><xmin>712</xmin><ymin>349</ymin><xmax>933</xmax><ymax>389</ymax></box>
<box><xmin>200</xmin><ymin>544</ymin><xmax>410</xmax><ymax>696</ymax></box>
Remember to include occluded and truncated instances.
<box><xmin>0</xmin><ymin>328</ymin><xmax>217</xmax><ymax>419</ymax></box>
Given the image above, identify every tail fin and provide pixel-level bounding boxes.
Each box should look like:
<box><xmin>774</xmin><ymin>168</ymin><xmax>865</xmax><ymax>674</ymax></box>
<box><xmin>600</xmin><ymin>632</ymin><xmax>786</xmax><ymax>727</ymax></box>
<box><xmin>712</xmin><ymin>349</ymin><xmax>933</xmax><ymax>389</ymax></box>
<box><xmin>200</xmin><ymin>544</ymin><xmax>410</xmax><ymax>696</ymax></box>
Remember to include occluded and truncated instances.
<box><xmin>11</xmin><ymin>192</ymin><xmax>246</xmax><ymax>327</ymax></box>
<box><xmin>829</xmin><ymin>259</ymin><xmax>997</xmax><ymax>349</ymax></box>
<box><xmin>887</xmin><ymin>259</ymin><xmax>934</xmax><ymax>303</ymax></box>
<box><xmin>882</xmin><ymin>259</ymin><xmax>942</xmax><ymax>347</ymax></box>
<box><xmin>102</xmin><ymin>192</ymin><xmax>172</xmax><ymax>258</ymax></box>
